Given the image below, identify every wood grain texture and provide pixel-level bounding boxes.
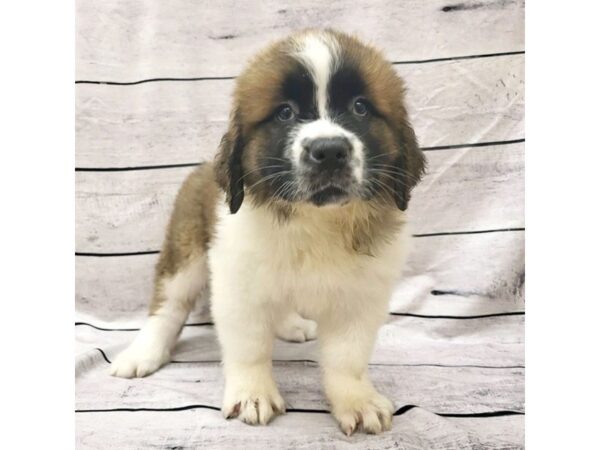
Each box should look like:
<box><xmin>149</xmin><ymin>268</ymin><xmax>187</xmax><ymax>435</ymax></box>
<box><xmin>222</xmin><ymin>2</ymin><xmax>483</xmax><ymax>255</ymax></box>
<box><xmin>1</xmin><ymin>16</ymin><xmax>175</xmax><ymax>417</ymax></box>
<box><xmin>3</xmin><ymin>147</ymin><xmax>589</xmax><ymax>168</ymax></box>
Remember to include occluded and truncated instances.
<box><xmin>403</xmin><ymin>143</ymin><xmax>524</xmax><ymax>235</ymax></box>
<box><xmin>75</xmin><ymin>1</ymin><xmax>525</xmax><ymax>447</ymax></box>
<box><xmin>76</xmin><ymin>407</ymin><xmax>524</xmax><ymax>449</ymax></box>
<box><xmin>76</xmin><ymin>0</ymin><xmax>524</xmax><ymax>81</ymax></box>
<box><xmin>75</xmin><ymin>314</ymin><xmax>524</xmax><ymax>367</ymax></box>
<box><xmin>76</xmin><ymin>354</ymin><xmax>523</xmax><ymax>413</ymax></box>
<box><xmin>75</xmin><ymin>229</ymin><xmax>524</xmax><ymax>324</ymax></box>
<box><xmin>75</xmin><ymin>55</ymin><xmax>524</xmax><ymax>168</ymax></box>
<box><xmin>75</xmin><ymin>143</ymin><xmax>524</xmax><ymax>253</ymax></box>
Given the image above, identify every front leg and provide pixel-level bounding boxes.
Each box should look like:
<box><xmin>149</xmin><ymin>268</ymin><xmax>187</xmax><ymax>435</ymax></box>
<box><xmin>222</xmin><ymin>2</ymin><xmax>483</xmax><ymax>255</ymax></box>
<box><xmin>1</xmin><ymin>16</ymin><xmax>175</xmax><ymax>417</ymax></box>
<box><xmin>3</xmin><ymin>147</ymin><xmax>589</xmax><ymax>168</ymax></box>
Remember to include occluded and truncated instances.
<box><xmin>318</xmin><ymin>303</ymin><xmax>393</xmax><ymax>435</ymax></box>
<box><xmin>211</xmin><ymin>290</ymin><xmax>285</xmax><ymax>425</ymax></box>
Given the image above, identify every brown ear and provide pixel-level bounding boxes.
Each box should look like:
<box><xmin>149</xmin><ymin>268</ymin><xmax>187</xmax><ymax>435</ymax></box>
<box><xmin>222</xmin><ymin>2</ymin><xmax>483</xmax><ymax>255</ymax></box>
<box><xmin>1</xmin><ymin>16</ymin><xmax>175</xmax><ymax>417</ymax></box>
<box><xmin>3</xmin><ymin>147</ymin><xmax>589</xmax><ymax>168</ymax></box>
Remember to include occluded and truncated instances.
<box><xmin>214</xmin><ymin>112</ymin><xmax>245</xmax><ymax>214</ymax></box>
<box><xmin>393</xmin><ymin>119</ymin><xmax>426</xmax><ymax>211</ymax></box>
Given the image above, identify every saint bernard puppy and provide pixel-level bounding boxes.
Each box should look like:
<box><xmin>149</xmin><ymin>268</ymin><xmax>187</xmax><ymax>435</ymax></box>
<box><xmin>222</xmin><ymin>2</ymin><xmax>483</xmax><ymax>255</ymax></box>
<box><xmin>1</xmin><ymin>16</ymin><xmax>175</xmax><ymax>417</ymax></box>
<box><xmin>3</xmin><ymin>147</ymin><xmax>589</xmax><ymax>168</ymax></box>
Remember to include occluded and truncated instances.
<box><xmin>111</xmin><ymin>29</ymin><xmax>425</xmax><ymax>435</ymax></box>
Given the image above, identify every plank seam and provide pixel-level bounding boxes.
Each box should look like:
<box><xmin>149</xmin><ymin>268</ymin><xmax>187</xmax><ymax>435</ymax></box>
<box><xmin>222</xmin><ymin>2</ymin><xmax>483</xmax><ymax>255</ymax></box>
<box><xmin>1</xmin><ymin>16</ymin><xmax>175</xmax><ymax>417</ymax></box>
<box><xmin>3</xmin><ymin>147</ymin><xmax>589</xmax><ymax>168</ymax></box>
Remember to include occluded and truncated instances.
<box><xmin>422</xmin><ymin>138</ymin><xmax>524</xmax><ymax>151</ymax></box>
<box><xmin>75</xmin><ymin>311</ymin><xmax>524</xmax><ymax>332</ymax></box>
<box><xmin>85</xmin><ymin>348</ymin><xmax>524</xmax><ymax>370</ymax></box>
<box><xmin>74</xmin><ymin>403</ymin><xmax>524</xmax><ymax>417</ymax></box>
<box><xmin>75</xmin><ymin>227</ymin><xmax>525</xmax><ymax>256</ymax></box>
<box><xmin>76</xmin><ymin>321</ymin><xmax>213</xmax><ymax>331</ymax></box>
<box><xmin>74</xmin><ymin>51</ymin><xmax>525</xmax><ymax>86</ymax></box>
<box><xmin>76</xmin><ymin>162</ymin><xmax>201</xmax><ymax>172</ymax></box>
<box><xmin>390</xmin><ymin>51</ymin><xmax>524</xmax><ymax>65</ymax></box>
<box><xmin>74</xmin><ymin>139</ymin><xmax>525</xmax><ymax>172</ymax></box>
<box><xmin>79</xmin><ymin>348</ymin><xmax>527</xmax><ymax>417</ymax></box>
<box><xmin>413</xmin><ymin>227</ymin><xmax>524</xmax><ymax>238</ymax></box>
<box><xmin>76</xmin><ymin>250</ymin><xmax>159</xmax><ymax>257</ymax></box>
<box><xmin>389</xmin><ymin>312</ymin><xmax>524</xmax><ymax>319</ymax></box>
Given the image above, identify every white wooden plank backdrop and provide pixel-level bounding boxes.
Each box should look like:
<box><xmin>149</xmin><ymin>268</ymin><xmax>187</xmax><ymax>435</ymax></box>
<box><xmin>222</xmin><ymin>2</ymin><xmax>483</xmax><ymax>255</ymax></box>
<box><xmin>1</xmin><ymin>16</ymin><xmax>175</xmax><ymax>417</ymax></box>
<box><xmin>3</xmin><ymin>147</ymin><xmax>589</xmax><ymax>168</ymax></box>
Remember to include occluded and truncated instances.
<box><xmin>77</xmin><ymin>356</ymin><xmax>524</xmax><ymax>413</ymax></box>
<box><xmin>76</xmin><ymin>0</ymin><xmax>525</xmax><ymax>81</ymax></box>
<box><xmin>75</xmin><ymin>229</ymin><xmax>524</xmax><ymax>324</ymax></box>
<box><xmin>76</xmin><ymin>409</ymin><xmax>524</xmax><ymax>450</ymax></box>
<box><xmin>76</xmin><ymin>55</ymin><xmax>524</xmax><ymax>168</ymax></box>
<box><xmin>75</xmin><ymin>143</ymin><xmax>524</xmax><ymax>253</ymax></box>
<box><xmin>75</xmin><ymin>0</ymin><xmax>525</xmax><ymax>448</ymax></box>
<box><xmin>76</xmin><ymin>315</ymin><xmax>524</xmax><ymax>367</ymax></box>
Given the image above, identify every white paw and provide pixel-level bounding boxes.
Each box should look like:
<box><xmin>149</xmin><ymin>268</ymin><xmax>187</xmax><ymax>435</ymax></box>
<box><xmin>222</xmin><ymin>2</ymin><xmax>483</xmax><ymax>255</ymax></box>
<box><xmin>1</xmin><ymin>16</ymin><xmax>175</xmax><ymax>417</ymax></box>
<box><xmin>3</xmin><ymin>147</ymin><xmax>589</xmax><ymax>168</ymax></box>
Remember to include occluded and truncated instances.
<box><xmin>330</xmin><ymin>389</ymin><xmax>394</xmax><ymax>435</ymax></box>
<box><xmin>275</xmin><ymin>313</ymin><xmax>317</xmax><ymax>343</ymax></box>
<box><xmin>109</xmin><ymin>344</ymin><xmax>170</xmax><ymax>378</ymax></box>
<box><xmin>222</xmin><ymin>370</ymin><xmax>286</xmax><ymax>425</ymax></box>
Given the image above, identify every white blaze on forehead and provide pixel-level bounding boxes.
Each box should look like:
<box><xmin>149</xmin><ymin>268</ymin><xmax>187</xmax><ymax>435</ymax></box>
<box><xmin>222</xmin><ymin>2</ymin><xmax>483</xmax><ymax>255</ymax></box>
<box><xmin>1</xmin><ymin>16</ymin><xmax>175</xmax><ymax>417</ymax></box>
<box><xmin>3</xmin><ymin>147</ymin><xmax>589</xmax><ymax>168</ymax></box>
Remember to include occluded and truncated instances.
<box><xmin>292</xmin><ymin>32</ymin><xmax>340</xmax><ymax>118</ymax></box>
<box><xmin>288</xmin><ymin>33</ymin><xmax>365</xmax><ymax>185</ymax></box>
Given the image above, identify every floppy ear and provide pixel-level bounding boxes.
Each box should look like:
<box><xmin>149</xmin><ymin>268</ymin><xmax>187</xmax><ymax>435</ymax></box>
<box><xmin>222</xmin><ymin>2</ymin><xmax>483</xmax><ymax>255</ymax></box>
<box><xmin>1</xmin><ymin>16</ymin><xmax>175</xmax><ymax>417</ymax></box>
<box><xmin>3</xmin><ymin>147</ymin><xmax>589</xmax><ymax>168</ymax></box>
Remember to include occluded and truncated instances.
<box><xmin>393</xmin><ymin>119</ymin><xmax>426</xmax><ymax>211</ymax></box>
<box><xmin>214</xmin><ymin>111</ymin><xmax>245</xmax><ymax>214</ymax></box>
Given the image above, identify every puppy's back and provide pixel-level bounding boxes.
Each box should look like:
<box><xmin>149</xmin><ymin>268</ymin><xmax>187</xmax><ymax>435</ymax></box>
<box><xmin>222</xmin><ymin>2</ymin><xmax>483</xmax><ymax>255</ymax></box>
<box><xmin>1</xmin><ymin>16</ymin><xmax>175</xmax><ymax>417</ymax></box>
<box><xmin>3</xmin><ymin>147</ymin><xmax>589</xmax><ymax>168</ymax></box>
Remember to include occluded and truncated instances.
<box><xmin>155</xmin><ymin>162</ymin><xmax>219</xmax><ymax>282</ymax></box>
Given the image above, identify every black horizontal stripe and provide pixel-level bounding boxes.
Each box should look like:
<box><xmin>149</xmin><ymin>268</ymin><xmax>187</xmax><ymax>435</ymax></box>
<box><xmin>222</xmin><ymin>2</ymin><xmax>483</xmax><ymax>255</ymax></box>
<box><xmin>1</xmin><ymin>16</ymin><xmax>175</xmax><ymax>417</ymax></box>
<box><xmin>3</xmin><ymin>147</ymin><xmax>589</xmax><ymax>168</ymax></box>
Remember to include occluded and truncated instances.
<box><xmin>75</xmin><ymin>250</ymin><xmax>159</xmax><ymax>257</ymax></box>
<box><xmin>75</xmin><ymin>51</ymin><xmax>524</xmax><ymax>87</ymax></box>
<box><xmin>286</xmin><ymin>408</ymin><xmax>329</xmax><ymax>414</ymax></box>
<box><xmin>76</xmin><ymin>322</ymin><xmax>140</xmax><ymax>332</ymax></box>
<box><xmin>421</xmin><ymin>138</ymin><xmax>524</xmax><ymax>151</ymax></box>
<box><xmin>76</xmin><ymin>404</ymin><xmax>221</xmax><ymax>413</ymax></box>
<box><xmin>388</xmin><ymin>363</ymin><xmax>524</xmax><ymax>370</ymax></box>
<box><xmin>75</xmin><ymin>76</ymin><xmax>235</xmax><ymax>86</ymax></box>
<box><xmin>76</xmin><ymin>309</ymin><xmax>523</xmax><ymax>333</ymax></box>
<box><xmin>390</xmin><ymin>311</ymin><xmax>524</xmax><ymax>320</ymax></box>
<box><xmin>74</xmin><ymin>138</ymin><xmax>523</xmax><ymax>172</ymax></box>
<box><xmin>390</xmin><ymin>51</ymin><xmax>524</xmax><ymax>66</ymax></box>
<box><xmin>75</xmin><ymin>405</ymin><xmax>330</xmax><ymax>414</ymax></box>
<box><xmin>76</xmin><ymin>162</ymin><xmax>200</xmax><ymax>172</ymax></box>
<box><xmin>175</xmin><ymin>359</ymin><xmax>524</xmax><ymax>370</ymax></box>
<box><xmin>75</xmin><ymin>227</ymin><xmax>525</xmax><ymax>257</ymax></box>
<box><xmin>75</xmin><ymin>403</ymin><xmax>523</xmax><ymax>417</ymax></box>
<box><xmin>76</xmin><ymin>321</ymin><xmax>213</xmax><ymax>331</ymax></box>
<box><xmin>82</xmin><ymin>348</ymin><xmax>525</xmax><ymax>418</ymax></box>
<box><xmin>437</xmin><ymin>410</ymin><xmax>524</xmax><ymax>418</ymax></box>
<box><xmin>102</xmin><ymin>354</ymin><xmax>524</xmax><ymax>370</ymax></box>
<box><xmin>89</xmin><ymin>348</ymin><xmax>523</xmax><ymax>370</ymax></box>
<box><xmin>414</xmin><ymin>227</ymin><xmax>524</xmax><ymax>238</ymax></box>
<box><xmin>431</xmin><ymin>289</ymin><xmax>483</xmax><ymax>296</ymax></box>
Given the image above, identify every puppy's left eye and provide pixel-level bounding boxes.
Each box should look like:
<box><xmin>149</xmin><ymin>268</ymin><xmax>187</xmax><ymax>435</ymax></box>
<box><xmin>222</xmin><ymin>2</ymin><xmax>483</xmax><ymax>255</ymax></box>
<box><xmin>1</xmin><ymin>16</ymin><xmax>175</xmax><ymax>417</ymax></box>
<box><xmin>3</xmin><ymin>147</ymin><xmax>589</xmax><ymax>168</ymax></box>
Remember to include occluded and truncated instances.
<box><xmin>352</xmin><ymin>98</ymin><xmax>368</xmax><ymax>116</ymax></box>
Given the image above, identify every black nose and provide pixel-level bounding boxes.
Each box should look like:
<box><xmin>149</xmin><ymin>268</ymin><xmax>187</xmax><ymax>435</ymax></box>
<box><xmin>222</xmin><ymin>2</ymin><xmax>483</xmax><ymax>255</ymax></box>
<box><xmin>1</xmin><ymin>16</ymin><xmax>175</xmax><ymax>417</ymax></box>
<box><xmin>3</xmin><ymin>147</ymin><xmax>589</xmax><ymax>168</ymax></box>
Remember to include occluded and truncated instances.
<box><xmin>305</xmin><ymin>137</ymin><xmax>351</xmax><ymax>170</ymax></box>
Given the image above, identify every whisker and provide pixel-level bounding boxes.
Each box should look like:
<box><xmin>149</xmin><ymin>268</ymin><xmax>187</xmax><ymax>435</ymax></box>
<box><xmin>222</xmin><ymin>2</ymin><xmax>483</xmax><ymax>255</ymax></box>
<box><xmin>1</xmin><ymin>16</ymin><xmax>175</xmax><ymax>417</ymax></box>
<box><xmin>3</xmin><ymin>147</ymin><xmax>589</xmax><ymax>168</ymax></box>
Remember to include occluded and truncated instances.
<box><xmin>370</xmin><ymin>170</ymin><xmax>413</xmax><ymax>189</ymax></box>
<box><xmin>365</xmin><ymin>154</ymin><xmax>391</xmax><ymax>162</ymax></box>
<box><xmin>262</xmin><ymin>156</ymin><xmax>291</xmax><ymax>163</ymax></box>
<box><xmin>240</xmin><ymin>165</ymin><xmax>284</xmax><ymax>180</ymax></box>
<box><xmin>372</xmin><ymin>171</ymin><xmax>412</xmax><ymax>188</ymax></box>
<box><xmin>273</xmin><ymin>180</ymin><xmax>293</xmax><ymax>199</ymax></box>
<box><xmin>370</xmin><ymin>165</ymin><xmax>421</xmax><ymax>182</ymax></box>
<box><xmin>367</xmin><ymin>177</ymin><xmax>396</xmax><ymax>200</ymax></box>
<box><xmin>245</xmin><ymin>171</ymin><xmax>290</xmax><ymax>191</ymax></box>
<box><xmin>370</xmin><ymin>167</ymin><xmax>413</xmax><ymax>178</ymax></box>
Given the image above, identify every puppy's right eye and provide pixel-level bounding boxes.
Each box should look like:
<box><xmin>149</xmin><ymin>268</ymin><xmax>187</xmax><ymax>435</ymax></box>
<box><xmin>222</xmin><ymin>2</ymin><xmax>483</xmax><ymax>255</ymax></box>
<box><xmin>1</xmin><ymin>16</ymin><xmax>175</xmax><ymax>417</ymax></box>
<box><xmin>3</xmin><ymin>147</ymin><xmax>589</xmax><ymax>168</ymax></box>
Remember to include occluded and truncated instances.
<box><xmin>276</xmin><ymin>104</ymin><xmax>295</xmax><ymax>122</ymax></box>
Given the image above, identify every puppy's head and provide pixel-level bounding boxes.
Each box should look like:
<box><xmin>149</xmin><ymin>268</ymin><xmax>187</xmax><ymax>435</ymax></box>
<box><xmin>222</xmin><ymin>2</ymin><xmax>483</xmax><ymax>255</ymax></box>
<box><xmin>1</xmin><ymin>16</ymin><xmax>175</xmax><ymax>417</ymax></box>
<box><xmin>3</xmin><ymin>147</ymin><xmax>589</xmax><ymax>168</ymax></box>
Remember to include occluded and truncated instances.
<box><xmin>215</xmin><ymin>29</ymin><xmax>425</xmax><ymax>214</ymax></box>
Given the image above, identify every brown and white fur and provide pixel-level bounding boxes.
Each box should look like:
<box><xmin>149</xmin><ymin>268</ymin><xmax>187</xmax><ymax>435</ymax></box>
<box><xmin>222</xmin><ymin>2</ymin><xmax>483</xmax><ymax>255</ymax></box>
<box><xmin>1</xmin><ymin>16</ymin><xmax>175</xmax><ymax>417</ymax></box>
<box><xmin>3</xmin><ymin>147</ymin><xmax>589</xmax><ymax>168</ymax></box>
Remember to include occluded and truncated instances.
<box><xmin>110</xmin><ymin>29</ymin><xmax>425</xmax><ymax>435</ymax></box>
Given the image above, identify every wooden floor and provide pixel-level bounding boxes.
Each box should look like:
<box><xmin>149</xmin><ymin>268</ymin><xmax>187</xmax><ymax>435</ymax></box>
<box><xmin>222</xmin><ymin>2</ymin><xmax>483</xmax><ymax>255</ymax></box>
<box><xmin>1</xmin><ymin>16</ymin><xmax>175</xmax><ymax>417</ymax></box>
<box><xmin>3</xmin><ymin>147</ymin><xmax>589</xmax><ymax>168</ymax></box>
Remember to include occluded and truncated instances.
<box><xmin>75</xmin><ymin>1</ymin><xmax>525</xmax><ymax>448</ymax></box>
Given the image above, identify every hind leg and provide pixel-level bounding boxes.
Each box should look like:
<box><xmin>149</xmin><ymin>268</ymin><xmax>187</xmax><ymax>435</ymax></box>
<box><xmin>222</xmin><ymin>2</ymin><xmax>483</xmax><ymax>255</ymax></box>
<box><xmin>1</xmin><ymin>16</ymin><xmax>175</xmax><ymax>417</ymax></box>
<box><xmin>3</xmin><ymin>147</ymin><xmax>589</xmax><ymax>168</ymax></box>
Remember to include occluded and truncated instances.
<box><xmin>110</xmin><ymin>254</ymin><xmax>207</xmax><ymax>378</ymax></box>
<box><xmin>275</xmin><ymin>310</ymin><xmax>317</xmax><ymax>343</ymax></box>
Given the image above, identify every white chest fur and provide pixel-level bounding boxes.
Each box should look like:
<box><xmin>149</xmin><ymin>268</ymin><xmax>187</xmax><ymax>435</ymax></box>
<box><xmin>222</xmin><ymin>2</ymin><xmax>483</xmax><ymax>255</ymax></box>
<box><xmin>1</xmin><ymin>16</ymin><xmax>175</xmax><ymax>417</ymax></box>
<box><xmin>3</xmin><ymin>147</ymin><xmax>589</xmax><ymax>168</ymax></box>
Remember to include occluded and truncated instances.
<box><xmin>208</xmin><ymin>201</ymin><xmax>411</xmax><ymax>321</ymax></box>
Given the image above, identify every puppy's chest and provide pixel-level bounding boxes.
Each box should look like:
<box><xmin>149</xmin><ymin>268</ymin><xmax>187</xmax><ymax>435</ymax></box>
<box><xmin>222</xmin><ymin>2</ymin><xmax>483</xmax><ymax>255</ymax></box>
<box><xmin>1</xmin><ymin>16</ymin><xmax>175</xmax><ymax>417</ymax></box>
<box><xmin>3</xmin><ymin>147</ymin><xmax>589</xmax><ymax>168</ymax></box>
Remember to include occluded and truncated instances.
<box><xmin>210</xmin><ymin>205</ymin><xmax>409</xmax><ymax>305</ymax></box>
<box><xmin>270</xmin><ymin>229</ymin><xmax>359</xmax><ymax>272</ymax></box>
<box><xmin>250</xmin><ymin>221</ymin><xmax>362</xmax><ymax>273</ymax></box>
<box><xmin>214</xmin><ymin>206</ymin><xmax>398</xmax><ymax>284</ymax></box>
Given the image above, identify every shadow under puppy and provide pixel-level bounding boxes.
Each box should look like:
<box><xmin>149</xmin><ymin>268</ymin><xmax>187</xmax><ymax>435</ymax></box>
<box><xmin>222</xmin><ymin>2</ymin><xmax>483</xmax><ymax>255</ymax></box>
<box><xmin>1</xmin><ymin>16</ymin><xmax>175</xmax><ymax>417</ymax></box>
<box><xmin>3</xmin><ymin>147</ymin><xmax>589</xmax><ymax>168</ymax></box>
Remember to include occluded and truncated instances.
<box><xmin>111</xmin><ymin>29</ymin><xmax>425</xmax><ymax>435</ymax></box>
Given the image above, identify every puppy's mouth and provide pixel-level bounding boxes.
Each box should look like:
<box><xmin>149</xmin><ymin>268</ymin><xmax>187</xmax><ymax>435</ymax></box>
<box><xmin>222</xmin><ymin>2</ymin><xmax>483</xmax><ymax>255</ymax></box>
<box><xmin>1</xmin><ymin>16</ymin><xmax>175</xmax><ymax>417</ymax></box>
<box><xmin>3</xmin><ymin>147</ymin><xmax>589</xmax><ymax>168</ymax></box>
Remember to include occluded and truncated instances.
<box><xmin>308</xmin><ymin>185</ymin><xmax>350</xmax><ymax>206</ymax></box>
